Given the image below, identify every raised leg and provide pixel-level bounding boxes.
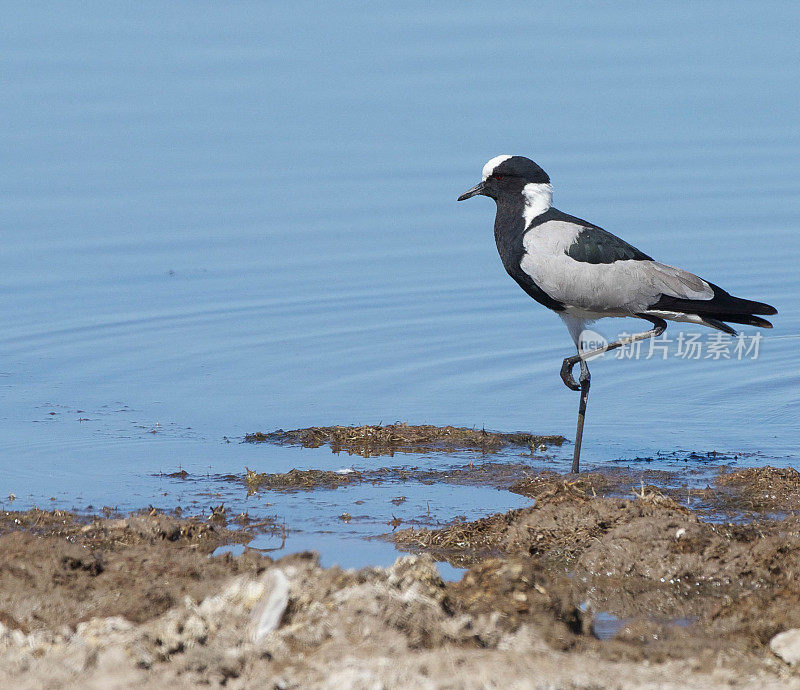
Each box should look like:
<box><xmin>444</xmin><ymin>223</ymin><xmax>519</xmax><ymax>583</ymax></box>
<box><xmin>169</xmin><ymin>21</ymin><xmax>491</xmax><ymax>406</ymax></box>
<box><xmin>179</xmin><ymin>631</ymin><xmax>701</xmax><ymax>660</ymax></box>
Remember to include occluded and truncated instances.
<box><xmin>560</xmin><ymin>315</ymin><xmax>667</xmax><ymax>391</ymax></box>
<box><xmin>561</xmin><ymin>315</ymin><xmax>667</xmax><ymax>473</ymax></box>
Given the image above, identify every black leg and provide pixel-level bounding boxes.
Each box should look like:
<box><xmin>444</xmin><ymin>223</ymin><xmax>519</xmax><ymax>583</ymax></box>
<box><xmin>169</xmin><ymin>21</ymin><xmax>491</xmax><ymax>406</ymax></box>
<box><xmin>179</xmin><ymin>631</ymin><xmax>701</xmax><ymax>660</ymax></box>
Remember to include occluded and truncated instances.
<box><xmin>560</xmin><ymin>357</ymin><xmax>582</xmax><ymax>391</ymax></box>
<box><xmin>571</xmin><ymin>360</ymin><xmax>590</xmax><ymax>473</ymax></box>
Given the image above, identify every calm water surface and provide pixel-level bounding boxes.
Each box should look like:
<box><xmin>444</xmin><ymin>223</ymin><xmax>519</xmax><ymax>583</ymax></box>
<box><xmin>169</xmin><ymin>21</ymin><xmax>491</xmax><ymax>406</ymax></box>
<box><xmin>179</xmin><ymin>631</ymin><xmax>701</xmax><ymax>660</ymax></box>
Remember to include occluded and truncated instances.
<box><xmin>2</xmin><ymin>2</ymin><xmax>798</xmax><ymax>568</ymax></box>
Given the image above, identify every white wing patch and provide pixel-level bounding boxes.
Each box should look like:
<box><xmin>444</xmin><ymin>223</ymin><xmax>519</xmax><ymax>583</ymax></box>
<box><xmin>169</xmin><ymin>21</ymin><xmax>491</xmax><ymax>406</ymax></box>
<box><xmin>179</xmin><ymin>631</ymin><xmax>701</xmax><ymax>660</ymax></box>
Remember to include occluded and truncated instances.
<box><xmin>482</xmin><ymin>154</ymin><xmax>513</xmax><ymax>180</ymax></box>
<box><xmin>520</xmin><ymin>221</ymin><xmax>713</xmax><ymax>314</ymax></box>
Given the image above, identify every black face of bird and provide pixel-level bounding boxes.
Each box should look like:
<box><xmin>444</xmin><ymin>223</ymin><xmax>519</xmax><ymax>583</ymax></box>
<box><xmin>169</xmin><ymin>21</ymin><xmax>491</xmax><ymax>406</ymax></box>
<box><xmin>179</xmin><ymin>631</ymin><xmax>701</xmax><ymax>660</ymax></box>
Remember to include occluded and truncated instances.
<box><xmin>458</xmin><ymin>155</ymin><xmax>551</xmax><ymax>203</ymax></box>
<box><xmin>457</xmin><ymin>174</ymin><xmax>527</xmax><ymax>202</ymax></box>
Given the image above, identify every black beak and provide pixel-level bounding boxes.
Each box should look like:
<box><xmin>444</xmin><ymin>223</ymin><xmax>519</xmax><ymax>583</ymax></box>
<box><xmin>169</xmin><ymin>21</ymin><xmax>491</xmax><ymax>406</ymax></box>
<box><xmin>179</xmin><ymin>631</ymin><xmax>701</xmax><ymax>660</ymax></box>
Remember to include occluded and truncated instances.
<box><xmin>457</xmin><ymin>181</ymin><xmax>486</xmax><ymax>201</ymax></box>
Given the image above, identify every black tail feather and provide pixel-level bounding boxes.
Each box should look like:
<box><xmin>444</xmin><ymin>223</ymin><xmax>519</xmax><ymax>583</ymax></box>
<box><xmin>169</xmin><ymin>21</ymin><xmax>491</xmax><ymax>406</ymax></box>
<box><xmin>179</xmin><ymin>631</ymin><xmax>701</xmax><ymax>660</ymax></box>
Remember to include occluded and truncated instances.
<box><xmin>649</xmin><ymin>281</ymin><xmax>776</xmax><ymax>332</ymax></box>
<box><xmin>700</xmin><ymin>318</ymin><xmax>738</xmax><ymax>335</ymax></box>
<box><xmin>651</xmin><ymin>281</ymin><xmax>776</xmax><ymax>318</ymax></box>
<box><xmin>706</xmin><ymin>313</ymin><xmax>773</xmax><ymax>329</ymax></box>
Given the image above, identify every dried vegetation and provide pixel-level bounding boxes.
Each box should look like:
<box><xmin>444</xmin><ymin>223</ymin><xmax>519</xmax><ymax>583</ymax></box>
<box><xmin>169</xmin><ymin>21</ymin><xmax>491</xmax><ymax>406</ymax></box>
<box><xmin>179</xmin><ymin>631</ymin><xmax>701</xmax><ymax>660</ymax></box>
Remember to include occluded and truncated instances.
<box><xmin>245</xmin><ymin>423</ymin><xmax>564</xmax><ymax>457</ymax></box>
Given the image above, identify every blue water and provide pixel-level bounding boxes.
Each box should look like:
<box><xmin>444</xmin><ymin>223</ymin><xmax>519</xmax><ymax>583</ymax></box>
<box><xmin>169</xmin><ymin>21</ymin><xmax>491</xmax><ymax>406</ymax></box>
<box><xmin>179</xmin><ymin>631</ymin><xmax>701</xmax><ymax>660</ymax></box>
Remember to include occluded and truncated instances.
<box><xmin>1</xmin><ymin>2</ymin><xmax>798</xmax><ymax>567</ymax></box>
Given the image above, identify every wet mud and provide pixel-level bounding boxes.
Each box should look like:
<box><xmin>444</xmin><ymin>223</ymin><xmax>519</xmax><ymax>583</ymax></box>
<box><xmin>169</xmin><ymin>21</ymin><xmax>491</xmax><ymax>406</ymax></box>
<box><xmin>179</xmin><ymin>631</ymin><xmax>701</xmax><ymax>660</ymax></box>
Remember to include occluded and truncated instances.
<box><xmin>245</xmin><ymin>423</ymin><xmax>565</xmax><ymax>457</ymax></box>
<box><xmin>3</xmin><ymin>453</ymin><xmax>800</xmax><ymax>686</ymax></box>
<box><xmin>0</xmin><ymin>509</ymin><xmax>256</xmax><ymax>634</ymax></box>
<box><xmin>242</xmin><ymin>461</ymin><xmax>549</xmax><ymax>493</ymax></box>
<box><xmin>393</xmin><ymin>467</ymin><xmax>800</xmax><ymax>670</ymax></box>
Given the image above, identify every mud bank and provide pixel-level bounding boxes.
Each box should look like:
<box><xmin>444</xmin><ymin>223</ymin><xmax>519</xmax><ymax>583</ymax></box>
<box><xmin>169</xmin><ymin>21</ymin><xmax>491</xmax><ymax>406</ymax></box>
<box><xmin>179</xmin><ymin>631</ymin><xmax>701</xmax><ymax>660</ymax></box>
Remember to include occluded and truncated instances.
<box><xmin>393</xmin><ymin>469</ymin><xmax>800</xmax><ymax>673</ymax></box>
<box><xmin>242</xmin><ymin>462</ymin><xmax>554</xmax><ymax>493</ymax></box>
<box><xmin>1</xmin><ymin>467</ymin><xmax>800</xmax><ymax>688</ymax></box>
<box><xmin>245</xmin><ymin>423</ymin><xmax>565</xmax><ymax>457</ymax></box>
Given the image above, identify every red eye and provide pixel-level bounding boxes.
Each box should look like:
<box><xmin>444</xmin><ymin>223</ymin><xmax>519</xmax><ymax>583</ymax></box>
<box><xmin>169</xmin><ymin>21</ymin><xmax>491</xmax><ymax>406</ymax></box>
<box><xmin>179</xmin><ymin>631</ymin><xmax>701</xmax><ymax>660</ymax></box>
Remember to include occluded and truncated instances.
<box><xmin>494</xmin><ymin>174</ymin><xmax>504</xmax><ymax>180</ymax></box>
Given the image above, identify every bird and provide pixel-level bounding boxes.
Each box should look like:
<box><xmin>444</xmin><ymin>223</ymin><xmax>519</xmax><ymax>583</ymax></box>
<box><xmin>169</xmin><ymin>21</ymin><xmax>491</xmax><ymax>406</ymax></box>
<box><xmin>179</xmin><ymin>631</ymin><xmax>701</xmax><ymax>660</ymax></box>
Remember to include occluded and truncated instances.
<box><xmin>458</xmin><ymin>154</ymin><xmax>777</xmax><ymax>473</ymax></box>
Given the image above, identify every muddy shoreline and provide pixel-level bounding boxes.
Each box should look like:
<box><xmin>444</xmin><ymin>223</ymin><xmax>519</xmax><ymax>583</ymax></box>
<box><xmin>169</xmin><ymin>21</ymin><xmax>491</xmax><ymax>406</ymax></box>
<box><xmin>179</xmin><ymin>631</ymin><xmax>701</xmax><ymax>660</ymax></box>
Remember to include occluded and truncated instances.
<box><xmin>2</xmin><ymin>458</ymin><xmax>800</xmax><ymax>687</ymax></box>
<box><xmin>244</xmin><ymin>422</ymin><xmax>565</xmax><ymax>457</ymax></box>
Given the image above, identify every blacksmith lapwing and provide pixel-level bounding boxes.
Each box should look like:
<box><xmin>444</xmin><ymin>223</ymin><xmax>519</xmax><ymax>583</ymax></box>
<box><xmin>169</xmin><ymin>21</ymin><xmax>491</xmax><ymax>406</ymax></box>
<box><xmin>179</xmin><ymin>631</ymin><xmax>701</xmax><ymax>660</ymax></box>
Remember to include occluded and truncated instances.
<box><xmin>458</xmin><ymin>155</ymin><xmax>777</xmax><ymax>472</ymax></box>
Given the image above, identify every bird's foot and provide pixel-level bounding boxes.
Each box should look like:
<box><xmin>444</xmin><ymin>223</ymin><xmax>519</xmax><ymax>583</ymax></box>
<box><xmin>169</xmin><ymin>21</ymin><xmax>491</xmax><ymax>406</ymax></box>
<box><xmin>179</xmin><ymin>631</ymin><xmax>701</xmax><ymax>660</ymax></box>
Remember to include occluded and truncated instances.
<box><xmin>560</xmin><ymin>356</ymin><xmax>581</xmax><ymax>391</ymax></box>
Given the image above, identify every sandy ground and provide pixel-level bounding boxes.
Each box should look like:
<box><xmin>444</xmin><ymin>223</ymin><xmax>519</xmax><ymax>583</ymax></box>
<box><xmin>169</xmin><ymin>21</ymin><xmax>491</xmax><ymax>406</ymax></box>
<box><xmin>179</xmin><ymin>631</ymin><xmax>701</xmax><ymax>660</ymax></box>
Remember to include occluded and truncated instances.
<box><xmin>2</xmin><ymin>464</ymin><xmax>800</xmax><ymax>688</ymax></box>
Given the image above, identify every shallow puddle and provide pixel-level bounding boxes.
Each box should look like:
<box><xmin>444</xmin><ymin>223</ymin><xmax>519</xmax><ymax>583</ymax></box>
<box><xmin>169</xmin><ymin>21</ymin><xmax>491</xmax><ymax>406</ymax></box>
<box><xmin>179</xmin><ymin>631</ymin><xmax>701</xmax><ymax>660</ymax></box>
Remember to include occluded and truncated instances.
<box><xmin>5</xmin><ymin>424</ymin><xmax>798</xmax><ymax>570</ymax></box>
<box><xmin>592</xmin><ymin>611</ymin><xmax>627</xmax><ymax>641</ymax></box>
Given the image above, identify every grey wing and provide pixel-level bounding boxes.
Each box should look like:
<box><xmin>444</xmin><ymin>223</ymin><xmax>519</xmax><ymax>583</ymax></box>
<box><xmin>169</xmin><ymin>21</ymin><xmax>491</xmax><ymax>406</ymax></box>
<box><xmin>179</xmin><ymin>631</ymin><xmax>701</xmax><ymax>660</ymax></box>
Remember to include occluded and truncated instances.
<box><xmin>522</xmin><ymin>219</ymin><xmax>729</xmax><ymax>315</ymax></box>
<box><xmin>532</xmin><ymin>221</ymin><xmax>774</xmax><ymax>329</ymax></box>
<box><xmin>533</xmin><ymin>224</ymin><xmax>714</xmax><ymax>312</ymax></box>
